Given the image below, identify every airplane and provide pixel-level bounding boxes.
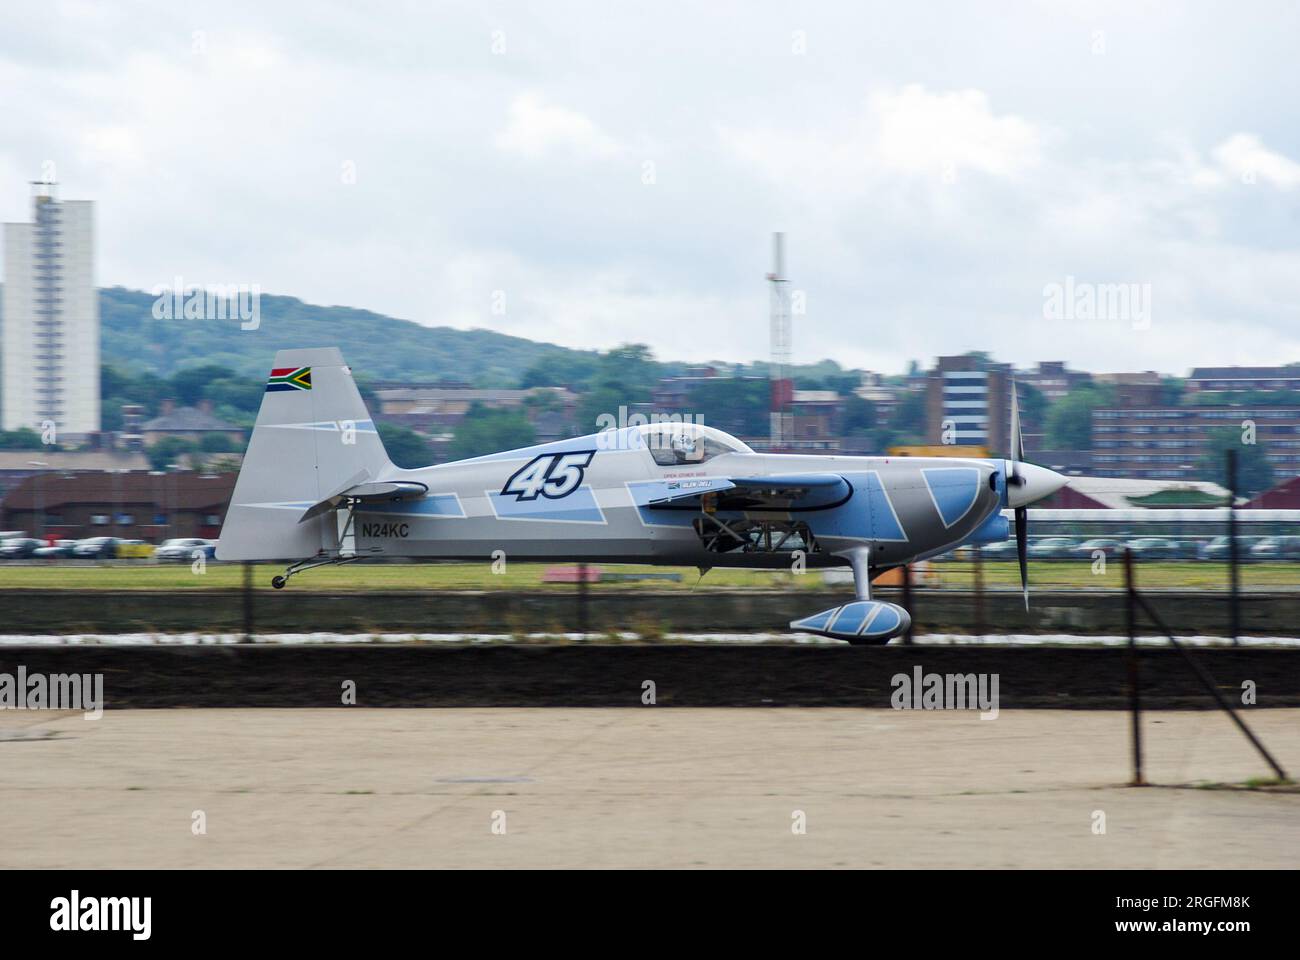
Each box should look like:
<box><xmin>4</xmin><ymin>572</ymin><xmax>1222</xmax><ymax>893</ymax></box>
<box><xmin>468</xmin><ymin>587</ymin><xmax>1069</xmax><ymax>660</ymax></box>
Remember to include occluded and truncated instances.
<box><xmin>216</xmin><ymin>348</ymin><xmax>1069</xmax><ymax>644</ymax></box>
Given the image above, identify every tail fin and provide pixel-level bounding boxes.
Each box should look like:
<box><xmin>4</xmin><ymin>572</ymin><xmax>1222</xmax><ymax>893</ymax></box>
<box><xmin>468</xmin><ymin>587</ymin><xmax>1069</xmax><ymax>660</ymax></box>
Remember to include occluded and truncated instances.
<box><xmin>216</xmin><ymin>347</ymin><xmax>391</xmax><ymax>561</ymax></box>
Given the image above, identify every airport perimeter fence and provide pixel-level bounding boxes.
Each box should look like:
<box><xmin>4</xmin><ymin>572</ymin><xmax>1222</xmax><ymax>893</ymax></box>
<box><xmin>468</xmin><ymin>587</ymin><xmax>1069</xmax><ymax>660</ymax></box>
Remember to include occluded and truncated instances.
<box><xmin>1122</xmin><ymin>548</ymin><xmax>1289</xmax><ymax>785</ymax></box>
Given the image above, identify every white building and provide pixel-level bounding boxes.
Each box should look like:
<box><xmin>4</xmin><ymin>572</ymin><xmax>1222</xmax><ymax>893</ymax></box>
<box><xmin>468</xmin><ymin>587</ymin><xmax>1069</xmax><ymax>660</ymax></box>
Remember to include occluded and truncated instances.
<box><xmin>2</xmin><ymin>183</ymin><xmax>99</xmax><ymax>439</ymax></box>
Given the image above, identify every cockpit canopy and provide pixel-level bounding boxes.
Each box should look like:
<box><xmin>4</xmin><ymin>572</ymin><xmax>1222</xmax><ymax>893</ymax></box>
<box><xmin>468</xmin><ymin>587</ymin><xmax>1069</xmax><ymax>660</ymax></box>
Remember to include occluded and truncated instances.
<box><xmin>634</xmin><ymin>422</ymin><xmax>753</xmax><ymax>466</ymax></box>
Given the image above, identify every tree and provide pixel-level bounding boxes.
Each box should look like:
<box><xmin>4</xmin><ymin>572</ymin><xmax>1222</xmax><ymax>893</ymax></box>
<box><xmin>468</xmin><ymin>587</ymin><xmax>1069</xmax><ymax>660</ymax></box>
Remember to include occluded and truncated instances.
<box><xmin>597</xmin><ymin>344</ymin><xmax>657</xmax><ymax>395</ymax></box>
<box><xmin>824</xmin><ymin>373</ymin><xmax>863</xmax><ymax>396</ymax></box>
<box><xmin>1044</xmin><ymin>384</ymin><xmax>1114</xmax><ymax>450</ymax></box>
<box><xmin>447</xmin><ymin>405</ymin><xmax>536</xmax><ymax>461</ymax></box>
<box><xmin>523</xmin><ymin>390</ymin><xmax>562</xmax><ymax>414</ymax></box>
<box><xmin>1196</xmin><ymin>427</ymin><xmax>1275</xmax><ymax>498</ymax></box>
<box><xmin>146</xmin><ymin>437</ymin><xmax>197</xmax><ymax>470</ymax></box>
<box><xmin>0</xmin><ymin>428</ymin><xmax>45</xmax><ymax>450</ymax></box>
<box><xmin>199</xmin><ymin>432</ymin><xmax>244</xmax><ymax>454</ymax></box>
<box><xmin>575</xmin><ymin>344</ymin><xmax>660</xmax><ymax>433</ymax></box>
<box><xmin>1158</xmin><ymin>377</ymin><xmax>1186</xmax><ymax>406</ymax></box>
<box><xmin>167</xmin><ymin>364</ymin><xmax>240</xmax><ymax>407</ymax></box>
<box><xmin>377</xmin><ymin>423</ymin><xmax>435</xmax><ymax>469</ymax></box>
<box><xmin>518</xmin><ymin>353</ymin><xmax>601</xmax><ymax>390</ymax></box>
<box><xmin>1017</xmin><ymin>382</ymin><xmax>1049</xmax><ymax>431</ymax></box>
<box><xmin>889</xmin><ymin>390</ymin><xmax>927</xmax><ymax>441</ymax></box>
<box><xmin>685</xmin><ymin>377</ymin><xmax>770</xmax><ymax>437</ymax></box>
<box><xmin>839</xmin><ymin>395</ymin><xmax>877</xmax><ymax>437</ymax></box>
<box><xmin>203</xmin><ymin>376</ymin><xmax>263</xmax><ymax>419</ymax></box>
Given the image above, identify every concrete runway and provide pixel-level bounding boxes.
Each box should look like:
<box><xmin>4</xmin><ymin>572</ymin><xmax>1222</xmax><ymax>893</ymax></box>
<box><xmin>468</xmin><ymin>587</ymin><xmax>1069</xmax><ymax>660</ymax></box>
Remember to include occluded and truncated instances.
<box><xmin>1</xmin><ymin>708</ymin><xmax>1297</xmax><ymax>868</ymax></box>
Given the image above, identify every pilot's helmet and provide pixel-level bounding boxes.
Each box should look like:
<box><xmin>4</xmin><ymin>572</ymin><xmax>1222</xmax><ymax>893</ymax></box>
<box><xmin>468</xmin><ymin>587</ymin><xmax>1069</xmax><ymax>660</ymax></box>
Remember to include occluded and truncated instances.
<box><xmin>671</xmin><ymin>432</ymin><xmax>702</xmax><ymax>463</ymax></box>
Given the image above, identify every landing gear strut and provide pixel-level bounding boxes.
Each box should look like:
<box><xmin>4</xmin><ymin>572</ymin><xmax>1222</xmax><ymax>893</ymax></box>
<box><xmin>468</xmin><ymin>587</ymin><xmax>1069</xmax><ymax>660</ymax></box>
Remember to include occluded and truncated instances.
<box><xmin>272</xmin><ymin>498</ymin><xmax>368</xmax><ymax>588</ymax></box>
<box><xmin>787</xmin><ymin>544</ymin><xmax>912</xmax><ymax>644</ymax></box>
<box><xmin>270</xmin><ymin>554</ymin><xmax>363</xmax><ymax>589</ymax></box>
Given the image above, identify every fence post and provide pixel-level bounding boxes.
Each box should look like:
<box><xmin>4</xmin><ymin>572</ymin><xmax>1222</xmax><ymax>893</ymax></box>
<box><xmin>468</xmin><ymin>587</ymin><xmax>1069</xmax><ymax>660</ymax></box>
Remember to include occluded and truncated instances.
<box><xmin>577</xmin><ymin>562</ymin><xmax>589</xmax><ymax>637</ymax></box>
<box><xmin>1226</xmin><ymin>449</ymin><xmax>1241</xmax><ymax>646</ymax></box>
<box><xmin>901</xmin><ymin>563</ymin><xmax>913</xmax><ymax>645</ymax></box>
<box><xmin>1124</xmin><ymin>549</ymin><xmax>1143</xmax><ymax>786</ymax></box>
<box><xmin>242</xmin><ymin>561</ymin><xmax>254</xmax><ymax>644</ymax></box>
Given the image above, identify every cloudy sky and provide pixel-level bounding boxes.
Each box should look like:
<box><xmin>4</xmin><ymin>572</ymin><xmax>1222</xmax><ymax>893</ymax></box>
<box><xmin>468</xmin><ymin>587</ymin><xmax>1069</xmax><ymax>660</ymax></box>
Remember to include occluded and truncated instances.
<box><xmin>3</xmin><ymin>0</ymin><xmax>1299</xmax><ymax>375</ymax></box>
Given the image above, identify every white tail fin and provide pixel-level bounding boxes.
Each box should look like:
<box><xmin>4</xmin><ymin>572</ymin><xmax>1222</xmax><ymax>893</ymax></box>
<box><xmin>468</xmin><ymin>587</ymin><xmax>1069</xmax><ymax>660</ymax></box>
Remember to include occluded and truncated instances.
<box><xmin>216</xmin><ymin>347</ymin><xmax>392</xmax><ymax>561</ymax></box>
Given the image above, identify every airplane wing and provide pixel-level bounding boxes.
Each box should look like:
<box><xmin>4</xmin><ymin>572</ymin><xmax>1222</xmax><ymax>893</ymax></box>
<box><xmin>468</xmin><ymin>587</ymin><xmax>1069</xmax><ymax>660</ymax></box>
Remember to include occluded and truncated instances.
<box><xmin>645</xmin><ymin>473</ymin><xmax>850</xmax><ymax>511</ymax></box>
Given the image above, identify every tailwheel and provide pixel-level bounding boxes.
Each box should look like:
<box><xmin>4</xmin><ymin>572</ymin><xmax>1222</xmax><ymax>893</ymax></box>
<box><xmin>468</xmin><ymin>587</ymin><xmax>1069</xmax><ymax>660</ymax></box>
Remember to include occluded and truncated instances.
<box><xmin>271</xmin><ymin>576</ymin><xmax>287</xmax><ymax>590</ymax></box>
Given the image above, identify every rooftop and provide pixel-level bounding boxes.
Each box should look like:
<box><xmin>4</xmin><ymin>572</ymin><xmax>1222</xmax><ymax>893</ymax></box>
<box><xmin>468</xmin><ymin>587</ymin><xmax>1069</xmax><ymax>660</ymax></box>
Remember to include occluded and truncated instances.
<box><xmin>1060</xmin><ymin>476</ymin><xmax>1230</xmax><ymax>510</ymax></box>
<box><xmin>2</xmin><ymin>471</ymin><xmax>236</xmax><ymax>511</ymax></box>
<box><xmin>141</xmin><ymin>406</ymin><xmax>240</xmax><ymax>433</ymax></box>
<box><xmin>1189</xmin><ymin>365</ymin><xmax>1300</xmax><ymax>381</ymax></box>
<box><xmin>0</xmin><ymin>450</ymin><xmax>150</xmax><ymax>472</ymax></box>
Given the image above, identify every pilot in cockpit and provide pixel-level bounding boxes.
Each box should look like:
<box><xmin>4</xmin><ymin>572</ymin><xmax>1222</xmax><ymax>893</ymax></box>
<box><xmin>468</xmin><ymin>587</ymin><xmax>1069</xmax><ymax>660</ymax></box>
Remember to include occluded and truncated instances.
<box><xmin>670</xmin><ymin>431</ymin><xmax>705</xmax><ymax>463</ymax></box>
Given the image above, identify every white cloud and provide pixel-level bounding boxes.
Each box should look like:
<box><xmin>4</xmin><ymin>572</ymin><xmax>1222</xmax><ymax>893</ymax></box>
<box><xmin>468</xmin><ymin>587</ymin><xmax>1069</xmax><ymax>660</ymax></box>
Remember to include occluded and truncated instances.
<box><xmin>719</xmin><ymin>84</ymin><xmax>1042</xmax><ymax>195</ymax></box>
<box><xmin>871</xmin><ymin>85</ymin><xmax>1041</xmax><ymax>179</ymax></box>
<box><xmin>1212</xmin><ymin>133</ymin><xmax>1300</xmax><ymax>189</ymax></box>
<box><xmin>495</xmin><ymin>92</ymin><xmax>623</xmax><ymax>160</ymax></box>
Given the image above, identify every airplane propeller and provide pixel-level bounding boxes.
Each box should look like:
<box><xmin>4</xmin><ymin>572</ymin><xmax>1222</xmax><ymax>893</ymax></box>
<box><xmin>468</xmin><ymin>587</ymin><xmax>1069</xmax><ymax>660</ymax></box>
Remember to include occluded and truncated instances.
<box><xmin>1008</xmin><ymin>382</ymin><xmax>1030</xmax><ymax>610</ymax></box>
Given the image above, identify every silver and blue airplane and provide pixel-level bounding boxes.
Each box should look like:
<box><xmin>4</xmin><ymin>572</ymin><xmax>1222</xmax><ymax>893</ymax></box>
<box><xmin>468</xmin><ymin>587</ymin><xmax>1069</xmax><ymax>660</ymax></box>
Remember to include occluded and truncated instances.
<box><xmin>217</xmin><ymin>348</ymin><xmax>1069</xmax><ymax>643</ymax></box>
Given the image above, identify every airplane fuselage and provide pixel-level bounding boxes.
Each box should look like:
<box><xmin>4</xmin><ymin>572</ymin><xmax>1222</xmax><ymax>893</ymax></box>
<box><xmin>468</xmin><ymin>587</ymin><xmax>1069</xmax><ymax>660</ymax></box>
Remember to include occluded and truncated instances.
<box><xmin>351</xmin><ymin>428</ymin><xmax>1009</xmax><ymax>574</ymax></box>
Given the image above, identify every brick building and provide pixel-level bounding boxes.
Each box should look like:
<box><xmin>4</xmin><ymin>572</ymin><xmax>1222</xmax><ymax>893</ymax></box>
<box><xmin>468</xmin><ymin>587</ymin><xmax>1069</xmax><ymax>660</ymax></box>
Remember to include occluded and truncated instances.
<box><xmin>1091</xmin><ymin>405</ymin><xmax>1300</xmax><ymax>479</ymax></box>
<box><xmin>0</xmin><ymin>470</ymin><xmax>235</xmax><ymax>541</ymax></box>
<box><xmin>1187</xmin><ymin>365</ymin><xmax>1300</xmax><ymax>394</ymax></box>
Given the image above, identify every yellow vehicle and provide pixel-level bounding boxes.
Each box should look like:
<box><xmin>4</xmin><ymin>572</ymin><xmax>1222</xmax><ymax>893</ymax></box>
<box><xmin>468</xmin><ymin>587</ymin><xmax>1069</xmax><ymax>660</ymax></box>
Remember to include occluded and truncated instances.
<box><xmin>887</xmin><ymin>444</ymin><xmax>991</xmax><ymax>459</ymax></box>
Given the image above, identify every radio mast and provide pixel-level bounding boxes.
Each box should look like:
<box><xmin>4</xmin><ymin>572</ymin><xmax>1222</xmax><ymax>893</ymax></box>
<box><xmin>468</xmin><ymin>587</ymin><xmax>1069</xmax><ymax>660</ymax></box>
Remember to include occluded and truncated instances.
<box><xmin>766</xmin><ymin>232</ymin><xmax>792</xmax><ymax>449</ymax></box>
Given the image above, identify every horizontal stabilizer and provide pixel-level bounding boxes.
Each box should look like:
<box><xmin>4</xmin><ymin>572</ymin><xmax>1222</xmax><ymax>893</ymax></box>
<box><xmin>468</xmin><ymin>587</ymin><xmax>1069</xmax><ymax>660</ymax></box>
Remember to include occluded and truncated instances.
<box><xmin>298</xmin><ymin>480</ymin><xmax>429</xmax><ymax>522</ymax></box>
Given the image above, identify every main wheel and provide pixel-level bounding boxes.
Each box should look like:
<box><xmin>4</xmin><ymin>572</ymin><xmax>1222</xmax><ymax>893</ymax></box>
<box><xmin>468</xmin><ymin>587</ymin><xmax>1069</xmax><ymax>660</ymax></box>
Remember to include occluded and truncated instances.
<box><xmin>271</xmin><ymin>576</ymin><xmax>287</xmax><ymax>590</ymax></box>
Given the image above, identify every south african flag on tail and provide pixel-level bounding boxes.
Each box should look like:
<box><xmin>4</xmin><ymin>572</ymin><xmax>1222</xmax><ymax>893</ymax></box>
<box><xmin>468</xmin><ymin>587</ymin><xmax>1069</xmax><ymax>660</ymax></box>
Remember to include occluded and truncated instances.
<box><xmin>266</xmin><ymin>367</ymin><xmax>312</xmax><ymax>392</ymax></box>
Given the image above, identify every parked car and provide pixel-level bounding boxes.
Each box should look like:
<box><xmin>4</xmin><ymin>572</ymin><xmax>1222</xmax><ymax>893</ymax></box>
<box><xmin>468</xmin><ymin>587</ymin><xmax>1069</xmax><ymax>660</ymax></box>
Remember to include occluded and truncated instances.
<box><xmin>1027</xmin><ymin>537</ymin><xmax>1078</xmax><ymax>559</ymax></box>
<box><xmin>1126</xmin><ymin>537</ymin><xmax>1182</xmax><ymax>560</ymax></box>
<box><xmin>0</xmin><ymin>537</ymin><xmax>42</xmax><ymax>560</ymax></box>
<box><xmin>1200</xmin><ymin>535</ymin><xmax>1266</xmax><ymax>561</ymax></box>
<box><xmin>973</xmin><ymin>539</ymin><xmax>1019</xmax><ymax>559</ymax></box>
<box><xmin>1074</xmin><ymin>538</ymin><xmax>1125</xmax><ymax>559</ymax></box>
<box><xmin>154</xmin><ymin>538</ymin><xmax>217</xmax><ymax>562</ymax></box>
<box><xmin>33</xmin><ymin>540</ymin><xmax>78</xmax><ymax>559</ymax></box>
<box><xmin>1249</xmin><ymin>536</ymin><xmax>1300</xmax><ymax>561</ymax></box>
<box><xmin>71</xmin><ymin>537</ymin><xmax>119</xmax><ymax>560</ymax></box>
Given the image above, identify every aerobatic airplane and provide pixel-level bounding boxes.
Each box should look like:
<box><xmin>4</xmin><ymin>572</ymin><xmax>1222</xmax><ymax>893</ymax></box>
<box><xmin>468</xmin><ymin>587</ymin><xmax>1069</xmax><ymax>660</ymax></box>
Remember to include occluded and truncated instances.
<box><xmin>217</xmin><ymin>348</ymin><xmax>1069</xmax><ymax>643</ymax></box>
